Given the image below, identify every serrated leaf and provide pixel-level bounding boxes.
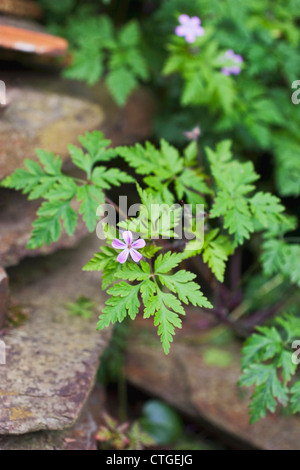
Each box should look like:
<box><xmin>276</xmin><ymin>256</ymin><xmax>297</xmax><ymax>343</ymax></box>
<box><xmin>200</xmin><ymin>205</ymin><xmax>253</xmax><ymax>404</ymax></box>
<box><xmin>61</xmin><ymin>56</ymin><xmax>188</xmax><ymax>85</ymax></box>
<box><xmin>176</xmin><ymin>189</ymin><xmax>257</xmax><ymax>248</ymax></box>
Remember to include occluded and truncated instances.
<box><xmin>250</xmin><ymin>192</ymin><xmax>284</xmax><ymax>227</ymax></box>
<box><xmin>27</xmin><ymin>199</ymin><xmax>77</xmax><ymax>249</ymax></box>
<box><xmin>117</xmin><ymin>142</ymin><xmax>161</xmax><ymax>175</ymax></box>
<box><xmin>158</xmin><ymin>270</ymin><xmax>212</xmax><ymax>309</ymax></box>
<box><xmin>144</xmin><ymin>290</ymin><xmax>185</xmax><ymax>354</ymax></box>
<box><xmin>106</xmin><ymin>68</ymin><xmax>137</xmax><ymax>106</ymax></box>
<box><xmin>77</xmin><ymin>184</ymin><xmax>105</xmax><ymax>232</ymax></box>
<box><xmin>98</xmin><ymin>282</ymin><xmax>143</xmax><ymax>328</ymax></box>
<box><xmin>154</xmin><ymin>251</ymin><xmax>184</xmax><ymax>274</ymax></box>
<box><xmin>91</xmin><ymin>166</ymin><xmax>134</xmax><ymax>189</ymax></box>
<box><xmin>202</xmin><ymin>233</ymin><xmax>234</xmax><ymax>282</ymax></box>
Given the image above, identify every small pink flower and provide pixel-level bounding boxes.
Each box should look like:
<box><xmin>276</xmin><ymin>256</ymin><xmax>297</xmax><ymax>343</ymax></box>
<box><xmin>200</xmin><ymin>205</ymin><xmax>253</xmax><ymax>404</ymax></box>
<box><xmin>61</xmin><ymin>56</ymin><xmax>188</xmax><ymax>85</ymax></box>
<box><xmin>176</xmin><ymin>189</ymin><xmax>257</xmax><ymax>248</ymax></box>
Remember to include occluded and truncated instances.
<box><xmin>112</xmin><ymin>231</ymin><xmax>146</xmax><ymax>264</ymax></box>
<box><xmin>221</xmin><ymin>49</ymin><xmax>243</xmax><ymax>75</ymax></box>
<box><xmin>175</xmin><ymin>15</ymin><xmax>205</xmax><ymax>44</ymax></box>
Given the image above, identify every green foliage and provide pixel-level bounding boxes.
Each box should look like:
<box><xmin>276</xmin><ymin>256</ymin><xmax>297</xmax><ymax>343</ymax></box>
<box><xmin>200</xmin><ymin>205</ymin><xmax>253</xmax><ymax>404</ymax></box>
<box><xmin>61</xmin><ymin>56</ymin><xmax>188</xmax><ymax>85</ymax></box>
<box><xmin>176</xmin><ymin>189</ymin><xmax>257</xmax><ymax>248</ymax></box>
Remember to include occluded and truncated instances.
<box><xmin>6</xmin><ymin>0</ymin><xmax>300</xmax><ymax>424</ymax></box>
<box><xmin>117</xmin><ymin>139</ymin><xmax>210</xmax><ymax>206</ymax></box>
<box><xmin>140</xmin><ymin>400</ymin><xmax>183</xmax><ymax>445</ymax></box>
<box><xmin>90</xmin><ymin>247</ymin><xmax>211</xmax><ymax>354</ymax></box>
<box><xmin>1</xmin><ymin>132</ymin><xmax>133</xmax><ymax>248</ymax></box>
<box><xmin>202</xmin><ymin>230</ymin><xmax>234</xmax><ymax>283</ymax></box>
<box><xmin>154</xmin><ymin>0</ymin><xmax>300</xmax><ymax>197</ymax></box>
<box><xmin>95</xmin><ymin>413</ymin><xmax>154</xmax><ymax>450</ymax></box>
<box><xmin>239</xmin><ymin>314</ymin><xmax>300</xmax><ymax>423</ymax></box>
<box><xmin>62</xmin><ymin>14</ymin><xmax>148</xmax><ymax>105</ymax></box>
<box><xmin>207</xmin><ymin>141</ymin><xmax>285</xmax><ymax>246</ymax></box>
<box><xmin>67</xmin><ymin>296</ymin><xmax>95</xmax><ymax>319</ymax></box>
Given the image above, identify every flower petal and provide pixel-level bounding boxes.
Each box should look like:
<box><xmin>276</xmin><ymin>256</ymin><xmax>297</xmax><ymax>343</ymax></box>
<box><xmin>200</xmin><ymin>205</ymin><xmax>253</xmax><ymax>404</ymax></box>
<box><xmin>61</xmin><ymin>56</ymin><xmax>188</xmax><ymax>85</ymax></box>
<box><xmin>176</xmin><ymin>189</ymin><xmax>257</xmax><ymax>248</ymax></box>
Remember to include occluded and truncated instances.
<box><xmin>178</xmin><ymin>14</ymin><xmax>190</xmax><ymax>24</ymax></box>
<box><xmin>130</xmin><ymin>248</ymin><xmax>142</xmax><ymax>263</ymax></box>
<box><xmin>195</xmin><ymin>26</ymin><xmax>205</xmax><ymax>37</ymax></box>
<box><xmin>175</xmin><ymin>25</ymin><xmax>186</xmax><ymax>37</ymax></box>
<box><xmin>185</xmin><ymin>33</ymin><xmax>196</xmax><ymax>43</ymax></box>
<box><xmin>235</xmin><ymin>54</ymin><xmax>243</xmax><ymax>63</ymax></box>
<box><xmin>221</xmin><ymin>67</ymin><xmax>231</xmax><ymax>75</ymax></box>
<box><xmin>231</xmin><ymin>65</ymin><xmax>241</xmax><ymax>75</ymax></box>
<box><xmin>225</xmin><ymin>49</ymin><xmax>235</xmax><ymax>59</ymax></box>
<box><xmin>117</xmin><ymin>249</ymin><xmax>129</xmax><ymax>264</ymax></box>
<box><xmin>131</xmin><ymin>238</ymin><xmax>146</xmax><ymax>249</ymax></box>
<box><xmin>112</xmin><ymin>239</ymin><xmax>127</xmax><ymax>249</ymax></box>
<box><xmin>191</xmin><ymin>16</ymin><xmax>201</xmax><ymax>26</ymax></box>
<box><xmin>122</xmin><ymin>231</ymin><xmax>133</xmax><ymax>245</ymax></box>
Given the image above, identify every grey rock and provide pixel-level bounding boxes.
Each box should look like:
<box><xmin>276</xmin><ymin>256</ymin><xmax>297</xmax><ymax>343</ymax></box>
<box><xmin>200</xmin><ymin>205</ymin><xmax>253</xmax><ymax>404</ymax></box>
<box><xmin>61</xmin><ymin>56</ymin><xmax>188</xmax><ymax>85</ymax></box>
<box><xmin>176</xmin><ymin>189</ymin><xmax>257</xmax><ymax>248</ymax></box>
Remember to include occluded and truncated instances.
<box><xmin>0</xmin><ymin>384</ymin><xmax>105</xmax><ymax>450</ymax></box>
<box><xmin>0</xmin><ymin>234</ymin><xmax>111</xmax><ymax>435</ymax></box>
<box><xmin>125</xmin><ymin>313</ymin><xmax>300</xmax><ymax>450</ymax></box>
<box><xmin>0</xmin><ymin>190</ymin><xmax>88</xmax><ymax>268</ymax></box>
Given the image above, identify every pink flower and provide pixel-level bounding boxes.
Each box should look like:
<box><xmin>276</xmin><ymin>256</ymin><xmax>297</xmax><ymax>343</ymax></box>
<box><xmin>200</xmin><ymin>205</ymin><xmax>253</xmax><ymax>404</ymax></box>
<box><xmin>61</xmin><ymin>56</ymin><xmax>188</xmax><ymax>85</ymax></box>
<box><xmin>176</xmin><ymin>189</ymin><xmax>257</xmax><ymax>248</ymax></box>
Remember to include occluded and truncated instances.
<box><xmin>175</xmin><ymin>15</ymin><xmax>205</xmax><ymax>44</ymax></box>
<box><xmin>112</xmin><ymin>231</ymin><xmax>146</xmax><ymax>264</ymax></box>
<box><xmin>221</xmin><ymin>49</ymin><xmax>243</xmax><ymax>75</ymax></box>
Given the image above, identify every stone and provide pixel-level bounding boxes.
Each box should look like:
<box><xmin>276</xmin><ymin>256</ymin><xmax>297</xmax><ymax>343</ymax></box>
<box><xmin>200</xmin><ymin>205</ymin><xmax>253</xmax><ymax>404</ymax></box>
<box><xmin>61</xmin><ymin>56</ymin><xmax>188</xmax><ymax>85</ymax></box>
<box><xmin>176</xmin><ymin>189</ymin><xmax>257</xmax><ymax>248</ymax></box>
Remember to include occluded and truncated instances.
<box><xmin>0</xmin><ymin>71</ymin><xmax>155</xmax><ymax>267</ymax></box>
<box><xmin>0</xmin><ymin>72</ymin><xmax>105</xmax><ymax>181</ymax></box>
<box><xmin>125</xmin><ymin>312</ymin><xmax>300</xmax><ymax>450</ymax></box>
<box><xmin>0</xmin><ymin>384</ymin><xmax>105</xmax><ymax>450</ymax></box>
<box><xmin>0</xmin><ymin>71</ymin><xmax>155</xmax><ymax>181</ymax></box>
<box><xmin>0</xmin><ymin>234</ymin><xmax>111</xmax><ymax>435</ymax></box>
<box><xmin>0</xmin><ymin>189</ymin><xmax>88</xmax><ymax>268</ymax></box>
<box><xmin>0</xmin><ymin>267</ymin><xmax>9</xmax><ymax>329</ymax></box>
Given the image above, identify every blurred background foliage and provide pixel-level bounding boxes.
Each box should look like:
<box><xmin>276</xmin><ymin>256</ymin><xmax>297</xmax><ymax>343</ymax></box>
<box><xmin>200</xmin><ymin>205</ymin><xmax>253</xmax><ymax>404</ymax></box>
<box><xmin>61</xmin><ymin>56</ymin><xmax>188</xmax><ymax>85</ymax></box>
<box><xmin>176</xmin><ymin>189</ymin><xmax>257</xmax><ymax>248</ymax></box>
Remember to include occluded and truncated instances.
<box><xmin>37</xmin><ymin>0</ymin><xmax>300</xmax><ymax>202</ymax></box>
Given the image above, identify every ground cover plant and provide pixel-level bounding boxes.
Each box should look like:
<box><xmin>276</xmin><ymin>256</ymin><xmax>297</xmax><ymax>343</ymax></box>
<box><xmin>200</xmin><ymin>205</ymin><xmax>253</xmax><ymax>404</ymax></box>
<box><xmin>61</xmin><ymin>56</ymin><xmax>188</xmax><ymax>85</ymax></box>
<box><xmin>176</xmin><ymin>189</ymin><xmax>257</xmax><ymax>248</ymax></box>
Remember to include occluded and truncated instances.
<box><xmin>3</xmin><ymin>0</ymin><xmax>300</xmax><ymax>424</ymax></box>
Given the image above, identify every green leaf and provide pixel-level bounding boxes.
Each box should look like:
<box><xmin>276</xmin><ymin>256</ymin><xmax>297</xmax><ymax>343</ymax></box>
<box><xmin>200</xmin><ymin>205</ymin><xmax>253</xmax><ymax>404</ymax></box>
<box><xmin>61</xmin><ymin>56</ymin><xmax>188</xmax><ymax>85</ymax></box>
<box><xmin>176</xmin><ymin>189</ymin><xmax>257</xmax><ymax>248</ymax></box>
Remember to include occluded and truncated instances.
<box><xmin>115</xmin><ymin>261</ymin><xmax>150</xmax><ymax>282</ymax></box>
<box><xmin>118</xmin><ymin>21</ymin><xmax>140</xmax><ymax>47</ymax></box>
<box><xmin>249</xmin><ymin>192</ymin><xmax>284</xmax><ymax>227</ymax></box>
<box><xmin>158</xmin><ymin>270</ymin><xmax>212</xmax><ymax>309</ymax></box>
<box><xmin>63</xmin><ymin>47</ymin><xmax>104</xmax><ymax>85</ymax></box>
<box><xmin>67</xmin><ymin>296</ymin><xmax>95</xmax><ymax>319</ymax></box>
<box><xmin>277</xmin><ymin>350</ymin><xmax>297</xmax><ymax>384</ymax></box>
<box><xmin>78</xmin><ymin>131</ymin><xmax>117</xmax><ymax>164</ymax></box>
<box><xmin>27</xmin><ymin>199</ymin><xmax>77</xmax><ymax>249</ymax></box>
<box><xmin>106</xmin><ymin>68</ymin><xmax>137</xmax><ymax>106</ymax></box>
<box><xmin>211</xmin><ymin>194</ymin><xmax>254</xmax><ymax>245</ymax></box>
<box><xmin>154</xmin><ymin>251</ymin><xmax>184</xmax><ymax>274</ymax></box>
<box><xmin>91</xmin><ymin>167</ymin><xmax>134</xmax><ymax>189</ymax></box>
<box><xmin>69</xmin><ymin>144</ymin><xmax>92</xmax><ymax>176</ymax></box>
<box><xmin>145</xmin><ymin>290</ymin><xmax>185</xmax><ymax>354</ymax></box>
<box><xmin>291</xmin><ymin>381</ymin><xmax>300</xmax><ymax>414</ymax></box>
<box><xmin>276</xmin><ymin>314</ymin><xmax>300</xmax><ymax>341</ymax></box>
<box><xmin>239</xmin><ymin>364</ymin><xmax>288</xmax><ymax>423</ymax></box>
<box><xmin>117</xmin><ymin>142</ymin><xmax>161</xmax><ymax>175</ymax></box>
<box><xmin>202</xmin><ymin>232</ymin><xmax>234</xmax><ymax>282</ymax></box>
<box><xmin>98</xmin><ymin>282</ymin><xmax>143</xmax><ymax>328</ymax></box>
<box><xmin>140</xmin><ymin>400</ymin><xmax>183</xmax><ymax>446</ymax></box>
<box><xmin>1</xmin><ymin>151</ymin><xmax>64</xmax><ymax>200</ymax></box>
<box><xmin>241</xmin><ymin>327</ymin><xmax>282</xmax><ymax>369</ymax></box>
<box><xmin>83</xmin><ymin>246</ymin><xmax>117</xmax><ymax>271</ymax></box>
<box><xmin>77</xmin><ymin>184</ymin><xmax>105</xmax><ymax>232</ymax></box>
